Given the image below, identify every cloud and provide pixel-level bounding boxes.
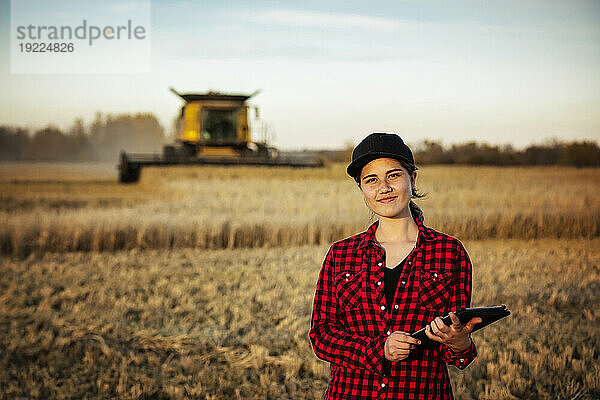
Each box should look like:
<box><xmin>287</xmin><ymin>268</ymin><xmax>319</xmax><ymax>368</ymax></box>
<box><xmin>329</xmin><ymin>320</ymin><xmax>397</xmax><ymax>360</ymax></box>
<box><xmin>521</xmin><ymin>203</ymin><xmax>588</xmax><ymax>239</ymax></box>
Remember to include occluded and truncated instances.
<box><xmin>248</xmin><ymin>9</ymin><xmax>403</xmax><ymax>31</ymax></box>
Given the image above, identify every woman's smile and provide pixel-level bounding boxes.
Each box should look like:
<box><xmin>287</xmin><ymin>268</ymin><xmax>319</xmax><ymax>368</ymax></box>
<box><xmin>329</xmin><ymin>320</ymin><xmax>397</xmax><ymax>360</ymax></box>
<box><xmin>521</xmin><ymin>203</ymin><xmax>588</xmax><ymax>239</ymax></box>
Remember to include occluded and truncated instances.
<box><xmin>377</xmin><ymin>196</ymin><xmax>398</xmax><ymax>203</ymax></box>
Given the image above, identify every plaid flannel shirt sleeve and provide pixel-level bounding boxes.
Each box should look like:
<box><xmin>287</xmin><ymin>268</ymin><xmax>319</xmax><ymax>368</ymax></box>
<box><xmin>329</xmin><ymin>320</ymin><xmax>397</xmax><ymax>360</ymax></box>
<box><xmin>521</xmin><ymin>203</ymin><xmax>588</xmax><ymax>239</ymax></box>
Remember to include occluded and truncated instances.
<box><xmin>439</xmin><ymin>240</ymin><xmax>478</xmax><ymax>369</ymax></box>
<box><xmin>309</xmin><ymin>245</ymin><xmax>387</xmax><ymax>376</ymax></box>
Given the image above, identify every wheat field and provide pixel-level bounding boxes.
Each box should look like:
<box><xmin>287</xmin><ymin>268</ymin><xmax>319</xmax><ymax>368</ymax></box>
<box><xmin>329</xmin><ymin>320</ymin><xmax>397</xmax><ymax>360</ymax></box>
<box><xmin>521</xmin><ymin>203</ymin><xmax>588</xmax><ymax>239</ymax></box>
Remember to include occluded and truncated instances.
<box><xmin>1</xmin><ymin>163</ymin><xmax>598</xmax><ymax>257</ymax></box>
<box><xmin>0</xmin><ymin>162</ymin><xmax>599</xmax><ymax>399</ymax></box>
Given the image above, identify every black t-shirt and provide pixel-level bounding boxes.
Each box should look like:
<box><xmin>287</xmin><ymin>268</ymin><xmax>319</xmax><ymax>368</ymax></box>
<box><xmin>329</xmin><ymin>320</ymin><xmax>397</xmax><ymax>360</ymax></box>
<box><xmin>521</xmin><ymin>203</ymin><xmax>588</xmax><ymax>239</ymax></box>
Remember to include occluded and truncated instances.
<box><xmin>384</xmin><ymin>257</ymin><xmax>408</xmax><ymax>310</ymax></box>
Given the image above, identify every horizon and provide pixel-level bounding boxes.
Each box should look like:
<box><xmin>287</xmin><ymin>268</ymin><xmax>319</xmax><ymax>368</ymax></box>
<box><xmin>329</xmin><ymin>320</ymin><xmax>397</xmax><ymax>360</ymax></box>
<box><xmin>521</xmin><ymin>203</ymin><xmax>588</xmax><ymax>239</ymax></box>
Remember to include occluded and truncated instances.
<box><xmin>2</xmin><ymin>113</ymin><xmax>598</xmax><ymax>153</ymax></box>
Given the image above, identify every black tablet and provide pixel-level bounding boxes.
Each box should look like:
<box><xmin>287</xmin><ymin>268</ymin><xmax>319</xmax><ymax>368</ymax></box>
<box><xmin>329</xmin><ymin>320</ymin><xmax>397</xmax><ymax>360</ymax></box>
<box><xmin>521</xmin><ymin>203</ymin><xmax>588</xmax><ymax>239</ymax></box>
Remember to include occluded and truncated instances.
<box><xmin>411</xmin><ymin>305</ymin><xmax>511</xmax><ymax>346</ymax></box>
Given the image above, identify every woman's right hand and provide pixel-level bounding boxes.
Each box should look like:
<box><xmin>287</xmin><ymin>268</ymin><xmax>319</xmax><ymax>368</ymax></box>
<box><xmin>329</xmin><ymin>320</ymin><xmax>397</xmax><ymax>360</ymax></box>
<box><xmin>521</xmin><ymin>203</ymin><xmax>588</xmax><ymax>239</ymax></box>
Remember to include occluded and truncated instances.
<box><xmin>384</xmin><ymin>331</ymin><xmax>421</xmax><ymax>362</ymax></box>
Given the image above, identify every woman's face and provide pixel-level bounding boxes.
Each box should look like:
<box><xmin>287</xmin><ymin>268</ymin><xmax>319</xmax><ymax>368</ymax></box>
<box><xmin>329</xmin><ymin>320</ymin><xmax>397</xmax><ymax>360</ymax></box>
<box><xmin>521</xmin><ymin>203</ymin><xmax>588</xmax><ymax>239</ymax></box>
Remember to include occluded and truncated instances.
<box><xmin>358</xmin><ymin>157</ymin><xmax>416</xmax><ymax>219</ymax></box>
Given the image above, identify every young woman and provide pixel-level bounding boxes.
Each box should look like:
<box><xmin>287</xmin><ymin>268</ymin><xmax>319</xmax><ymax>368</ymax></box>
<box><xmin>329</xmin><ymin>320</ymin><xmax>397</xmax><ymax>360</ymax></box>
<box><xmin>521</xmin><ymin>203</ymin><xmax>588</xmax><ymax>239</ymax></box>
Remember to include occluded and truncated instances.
<box><xmin>309</xmin><ymin>132</ymin><xmax>481</xmax><ymax>400</ymax></box>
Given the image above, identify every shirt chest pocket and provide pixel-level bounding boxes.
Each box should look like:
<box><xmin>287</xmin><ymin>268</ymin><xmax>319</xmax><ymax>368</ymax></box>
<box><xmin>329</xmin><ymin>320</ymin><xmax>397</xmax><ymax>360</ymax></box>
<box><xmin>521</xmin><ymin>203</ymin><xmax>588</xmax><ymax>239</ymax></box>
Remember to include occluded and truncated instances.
<box><xmin>334</xmin><ymin>270</ymin><xmax>365</xmax><ymax>310</ymax></box>
<box><xmin>418</xmin><ymin>269</ymin><xmax>452</xmax><ymax>311</ymax></box>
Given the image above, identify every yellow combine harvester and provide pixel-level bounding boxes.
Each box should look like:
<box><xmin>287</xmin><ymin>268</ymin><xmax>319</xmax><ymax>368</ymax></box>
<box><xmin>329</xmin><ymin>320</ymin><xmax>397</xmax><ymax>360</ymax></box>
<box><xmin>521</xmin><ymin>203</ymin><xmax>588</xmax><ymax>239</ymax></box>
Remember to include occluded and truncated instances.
<box><xmin>118</xmin><ymin>88</ymin><xmax>323</xmax><ymax>183</ymax></box>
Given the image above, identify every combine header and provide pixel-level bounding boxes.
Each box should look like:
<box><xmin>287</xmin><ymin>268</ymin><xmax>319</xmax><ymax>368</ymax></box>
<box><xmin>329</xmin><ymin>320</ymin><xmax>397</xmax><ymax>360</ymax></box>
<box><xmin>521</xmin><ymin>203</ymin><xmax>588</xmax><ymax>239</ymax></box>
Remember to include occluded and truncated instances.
<box><xmin>118</xmin><ymin>88</ymin><xmax>323</xmax><ymax>183</ymax></box>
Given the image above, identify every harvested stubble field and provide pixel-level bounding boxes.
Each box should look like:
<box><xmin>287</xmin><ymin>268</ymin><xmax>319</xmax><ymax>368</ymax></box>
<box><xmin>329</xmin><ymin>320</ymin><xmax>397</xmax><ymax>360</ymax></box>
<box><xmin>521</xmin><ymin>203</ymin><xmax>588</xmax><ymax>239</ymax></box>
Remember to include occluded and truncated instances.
<box><xmin>1</xmin><ymin>240</ymin><xmax>599</xmax><ymax>399</ymax></box>
<box><xmin>0</xmin><ymin>162</ymin><xmax>599</xmax><ymax>399</ymax></box>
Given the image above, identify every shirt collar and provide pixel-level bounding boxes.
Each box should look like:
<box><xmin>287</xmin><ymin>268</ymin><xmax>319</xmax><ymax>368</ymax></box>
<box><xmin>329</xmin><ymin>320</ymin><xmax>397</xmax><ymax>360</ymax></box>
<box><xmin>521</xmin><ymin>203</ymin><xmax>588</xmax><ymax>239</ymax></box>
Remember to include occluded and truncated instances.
<box><xmin>357</xmin><ymin>216</ymin><xmax>438</xmax><ymax>249</ymax></box>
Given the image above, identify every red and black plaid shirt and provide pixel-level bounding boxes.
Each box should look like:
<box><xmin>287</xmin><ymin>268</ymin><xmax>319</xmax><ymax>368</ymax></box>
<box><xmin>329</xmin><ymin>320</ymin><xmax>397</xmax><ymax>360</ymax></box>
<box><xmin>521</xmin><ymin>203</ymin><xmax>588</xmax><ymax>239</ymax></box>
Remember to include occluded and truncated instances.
<box><xmin>309</xmin><ymin>217</ymin><xmax>477</xmax><ymax>400</ymax></box>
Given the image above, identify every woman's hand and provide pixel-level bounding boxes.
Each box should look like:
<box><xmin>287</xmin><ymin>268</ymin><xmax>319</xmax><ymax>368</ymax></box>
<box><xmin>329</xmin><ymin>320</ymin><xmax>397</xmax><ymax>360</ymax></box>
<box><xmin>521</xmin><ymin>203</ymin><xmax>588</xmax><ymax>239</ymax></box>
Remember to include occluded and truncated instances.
<box><xmin>384</xmin><ymin>331</ymin><xmax>421</xmax><ymax>362</ymax></box>
<box><xmin>425</xmin><ymin>312</ymin><xmax>482</xmax><ymax>352</ymax></box>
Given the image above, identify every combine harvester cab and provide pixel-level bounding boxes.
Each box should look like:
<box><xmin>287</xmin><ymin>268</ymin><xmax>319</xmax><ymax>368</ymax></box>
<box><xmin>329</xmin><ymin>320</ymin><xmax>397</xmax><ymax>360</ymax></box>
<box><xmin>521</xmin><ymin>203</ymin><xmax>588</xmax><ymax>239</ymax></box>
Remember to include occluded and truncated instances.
<box><xmin>118</xmin><ymin>88</ymin><xmax>323</xmax><ymax>183</ymax></box>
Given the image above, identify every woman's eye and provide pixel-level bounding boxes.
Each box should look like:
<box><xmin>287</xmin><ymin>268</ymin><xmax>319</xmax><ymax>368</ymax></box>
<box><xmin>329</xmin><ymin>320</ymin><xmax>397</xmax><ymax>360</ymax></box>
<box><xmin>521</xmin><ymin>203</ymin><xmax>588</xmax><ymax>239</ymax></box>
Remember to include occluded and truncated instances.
<box><xmin>388</xmin><ymin>173</ymin><xmax>399</xmax><ymax>179</ymax></box>
<box><xmin>365</xmin><ymin>178</ymin><xmax>376</xmax><ymax>184</ymax></box>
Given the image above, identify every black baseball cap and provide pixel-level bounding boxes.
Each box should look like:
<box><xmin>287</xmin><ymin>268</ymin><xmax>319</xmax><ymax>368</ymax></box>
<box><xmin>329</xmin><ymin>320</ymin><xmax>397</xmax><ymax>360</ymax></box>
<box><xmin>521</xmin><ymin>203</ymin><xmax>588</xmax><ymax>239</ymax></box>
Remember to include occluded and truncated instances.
<box><xmin>346</xmin><ymin>132</ymin><xmax>417</xmax><ymax>180</ymax></box>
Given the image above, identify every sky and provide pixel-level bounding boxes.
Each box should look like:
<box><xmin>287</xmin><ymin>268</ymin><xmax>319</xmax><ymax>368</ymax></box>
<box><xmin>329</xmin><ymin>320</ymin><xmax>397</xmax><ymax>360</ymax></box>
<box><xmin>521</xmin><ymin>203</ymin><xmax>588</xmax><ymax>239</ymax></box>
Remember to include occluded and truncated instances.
<box><xmin>0</xmin><ymin>0</ymin><xmax>599</xmax><ymax>150</ymax></box>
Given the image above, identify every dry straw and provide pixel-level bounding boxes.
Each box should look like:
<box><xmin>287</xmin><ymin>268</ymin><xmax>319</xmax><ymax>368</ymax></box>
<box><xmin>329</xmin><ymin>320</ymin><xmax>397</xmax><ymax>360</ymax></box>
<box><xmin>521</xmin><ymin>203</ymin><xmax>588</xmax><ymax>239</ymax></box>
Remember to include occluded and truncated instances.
<box><xmin>1</xmin><ymin>163</ymin><xmax>598</xmax><ymax>257</ymax></box>
<box><xmin>0</xmin><ymin>239</ymin><xmax>598</xmax><ymax>398</ymax></box>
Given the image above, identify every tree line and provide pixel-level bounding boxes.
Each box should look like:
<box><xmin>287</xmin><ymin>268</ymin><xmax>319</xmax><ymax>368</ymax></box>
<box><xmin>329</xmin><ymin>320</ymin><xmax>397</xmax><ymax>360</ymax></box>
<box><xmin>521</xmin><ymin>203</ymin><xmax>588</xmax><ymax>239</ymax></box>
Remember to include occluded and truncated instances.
<box><xmin>0</xmin><ymin>113</ymin><xmax>165</xmax><ymax>162</ymax></box>
<box><xmin>412</xmin><ymin>139</ymin><xmax>600</xmax><ymax>167</ymax></box>
<box><xmin>328</xmin><ymin>138</ymin><xmax>599</xmax><ymax>167</ymax></box>
<box><xmin>0</xmin><ymin>113</ymin><xmax>598</xmax><ymax>166</ymax></box>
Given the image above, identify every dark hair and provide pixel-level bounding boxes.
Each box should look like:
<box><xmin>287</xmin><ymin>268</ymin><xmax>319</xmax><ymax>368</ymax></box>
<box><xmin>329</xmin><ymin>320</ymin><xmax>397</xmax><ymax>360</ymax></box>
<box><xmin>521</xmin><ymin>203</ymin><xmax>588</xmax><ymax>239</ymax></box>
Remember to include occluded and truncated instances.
<box><xmin>354</xmin><ymin>159</ymin><xmax>425</xmax><ymax>222</ymax></box>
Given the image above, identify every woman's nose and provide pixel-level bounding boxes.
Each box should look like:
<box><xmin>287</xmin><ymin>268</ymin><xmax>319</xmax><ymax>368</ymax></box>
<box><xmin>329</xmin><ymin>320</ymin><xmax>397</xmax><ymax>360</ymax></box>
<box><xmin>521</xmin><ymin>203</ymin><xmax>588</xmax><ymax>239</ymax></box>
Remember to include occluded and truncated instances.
<box><xmin>378</xmin><ymin>181</ymin><xmax>392</xmax><ymax>193</ymax></box>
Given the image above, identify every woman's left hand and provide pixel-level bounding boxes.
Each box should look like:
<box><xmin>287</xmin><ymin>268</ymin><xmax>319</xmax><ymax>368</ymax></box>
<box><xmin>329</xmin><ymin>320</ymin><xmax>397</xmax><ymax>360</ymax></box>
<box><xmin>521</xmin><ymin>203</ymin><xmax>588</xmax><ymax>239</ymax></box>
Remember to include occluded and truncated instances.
<box><xmin>425</xmin><ymin>312</ymin><xmax>482</xmax><ymax>353</ymax></box>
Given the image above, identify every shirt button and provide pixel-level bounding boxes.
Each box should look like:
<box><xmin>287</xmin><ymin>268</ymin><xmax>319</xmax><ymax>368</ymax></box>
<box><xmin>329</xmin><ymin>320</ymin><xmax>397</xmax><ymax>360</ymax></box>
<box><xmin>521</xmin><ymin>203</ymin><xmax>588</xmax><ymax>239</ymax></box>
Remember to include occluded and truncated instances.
<box><xmin>345</xmin><ymin>273</ymin><xmax>350</xmax><ymax>277</ymax></box>
<box><xmin>408</xmin><ymin>261</ymin><xmax>411</xmax><ymax>266</ymax></box>
<box><xmin>380</xmin><ymin>305</ymin><xmax>386</xmax><ymax>311</ymax></box>
<box><xmin>381</xmin><ymin>383</ymin><xmax>386</xmax><ymax>388</ymax></box>
<box><xmin>386</xmin><ymin>330</ymin><xmax>391</xmax><ymax>335</ymax></box>
<box><xmin>401</xmin><ymin>280</ymin><xmax>406</xmax><ymax>285</ymax></box>
<box><xmin>434</xmin><ymin>272</ymin><xmax>438</xmax><ymax>278</ymax></box>
<box><xmin>394</xmin><ymin>304</ymin><xmax>399</xmax><ymax>309</ymax></box>
<box><xmin>377</xmin><ymin>262</ymin><xmax>382</xmax><ymax>267</ymax></box>
<box><xmin>377</xmin><ymin>281</ymin><xmax>382</xmax><ymax>286</ymax></box>
<box><xmin>460</xmin><ymin>358</ymin><xmax>465</xmax><ymax>363</ymax></box>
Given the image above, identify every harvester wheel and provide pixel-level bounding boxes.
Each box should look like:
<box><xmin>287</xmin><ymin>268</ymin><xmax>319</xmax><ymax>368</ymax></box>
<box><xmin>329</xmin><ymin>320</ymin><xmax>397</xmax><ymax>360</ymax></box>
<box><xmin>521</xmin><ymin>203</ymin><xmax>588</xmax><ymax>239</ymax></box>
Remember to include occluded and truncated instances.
<box><xmin>119</xmin><ymin>163</ymin><xmax>141</xmax><ymax>183</ymax></box>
